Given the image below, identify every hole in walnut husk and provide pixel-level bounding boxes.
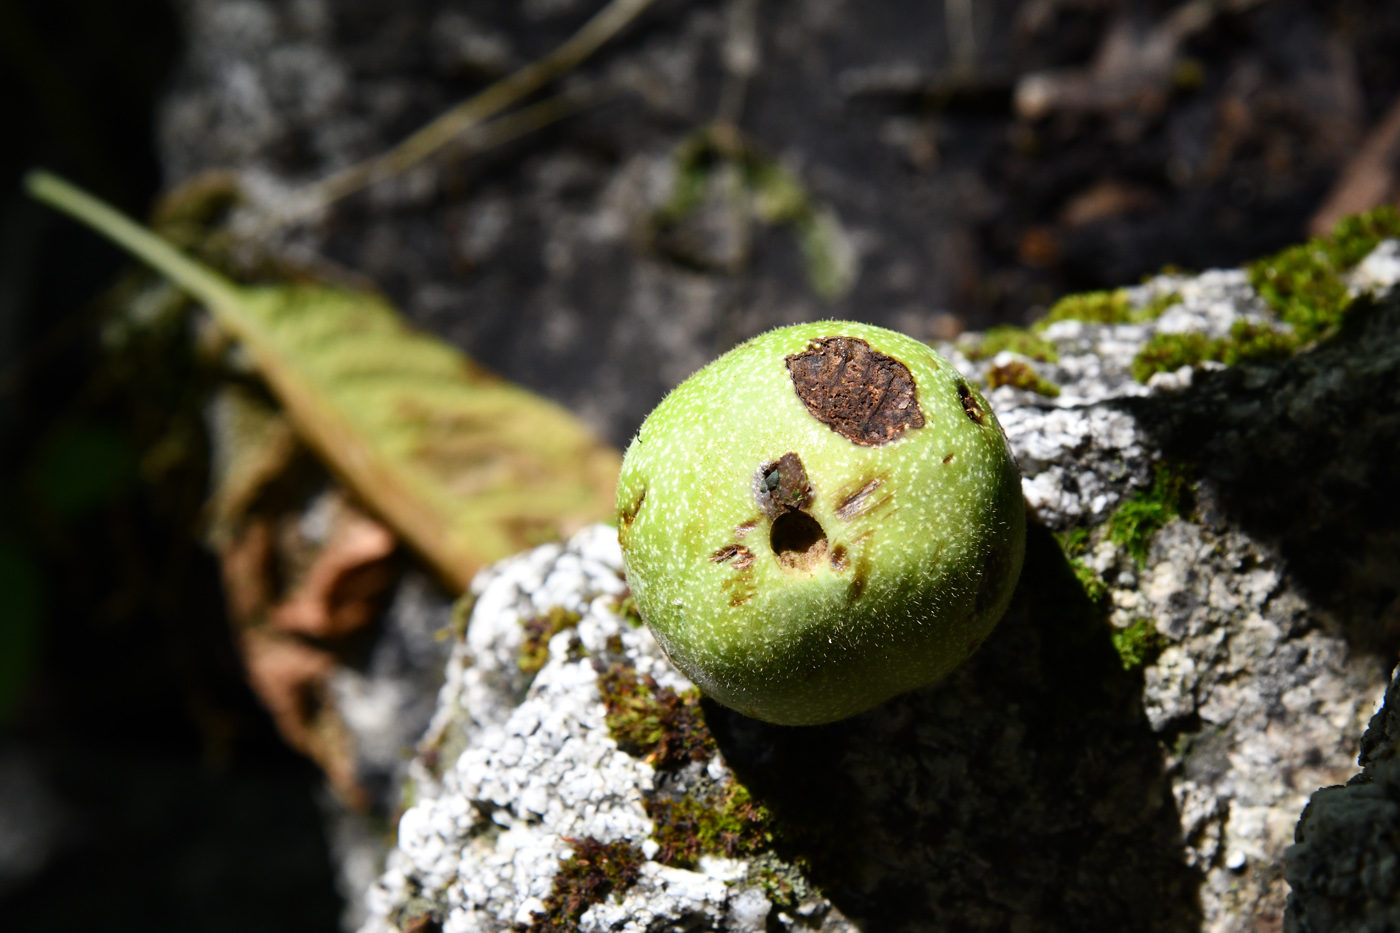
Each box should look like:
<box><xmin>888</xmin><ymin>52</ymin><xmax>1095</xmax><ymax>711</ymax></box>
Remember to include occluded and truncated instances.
<box><xmin>771</xmin><ymin>510</ymin><xmax>829</xmax><ymax>572</ymax></box>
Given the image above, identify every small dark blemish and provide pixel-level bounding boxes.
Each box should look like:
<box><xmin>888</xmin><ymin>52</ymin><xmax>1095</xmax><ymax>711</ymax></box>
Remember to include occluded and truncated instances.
<box><xmin>848</xmin><ymin>571</ymin><xmax>866</xmax><ymax>602</ymax></box>
<box><xmin>710</xmin><ymin>544</ymin><xmax>756</xmax><ymax>570</ymax></box>
<box><xmin>836</xmin><ymin>478</ymin><xmax>883</xmax><ymax>520</ymax></box>
<box><xmin>829</xmin><ymin>545</ymin><xmax>848</xmax><ymax>572</ymax></box>
<box><xmin>958</xmin><ymin>384</ymin><xmax>985</xmax><ymax>425</ymax></box>
<box><xmin>734</xmin><ymin>519</ymin><xmax>758</xmax><ymax>538</ymax></box>
<box><xmin>942</xmin><ymin>452</ymin><xmax>955</xmax><ymax>464</ymax></box>
<box><xmin>786</xmin><ymin>336</ymin><xmax>925</xmax><ymax>446</ymax></box>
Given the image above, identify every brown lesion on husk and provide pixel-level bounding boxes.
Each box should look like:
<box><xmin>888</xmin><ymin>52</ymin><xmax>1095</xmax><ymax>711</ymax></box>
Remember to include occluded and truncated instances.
<box><xmin>710</xmin><ymin>543</ymin><xmax>756</xmax><ymax>569</ymax></box>
<box><xmin>785</xmin><ymin>336</ymin><xmax>924</xmax><ymax>445</ymax></box>
<box><xmin>958</xmin><ymin>383</ymin><xmax>986</xmax><ymax>425</ymax></box>
<box><xmin>754</xmin><ymin>452</ymin><xmax>813</xmax><ymax>519</ymax></box>
<box><xmin>835</xmin><ymin>478</ymin><xmax>884</xmax><ymax>520</ymax></box>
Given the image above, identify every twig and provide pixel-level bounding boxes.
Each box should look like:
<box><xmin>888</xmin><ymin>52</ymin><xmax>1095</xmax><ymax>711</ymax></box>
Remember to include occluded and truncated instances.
<box><xmin>290</xmin><ymin>0</ymin><xmax>658</xmax><ymax>220</ymax></box>
<box><xmin>441</xmin><ymin>85</ymin><xmax>605</xmax><ymax>166</ymax></box>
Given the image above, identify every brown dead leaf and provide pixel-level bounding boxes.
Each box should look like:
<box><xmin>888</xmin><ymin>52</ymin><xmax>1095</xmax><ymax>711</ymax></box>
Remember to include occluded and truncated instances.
<box><xmin>270</xmin><ymin>499</ymin><xmax>398</xmax><ymax>640</ymax></box>
<box><xmin>238</xmin><ymin>625</ymin><xmax>367</xmax><ymax>810</ymax></box>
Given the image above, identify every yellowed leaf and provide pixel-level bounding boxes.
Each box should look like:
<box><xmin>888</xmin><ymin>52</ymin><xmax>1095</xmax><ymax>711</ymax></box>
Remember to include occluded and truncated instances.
<box><xmin>28</xmin><ymin>170</ymin><xmax>620</xmax><ymax>591</ymax></box>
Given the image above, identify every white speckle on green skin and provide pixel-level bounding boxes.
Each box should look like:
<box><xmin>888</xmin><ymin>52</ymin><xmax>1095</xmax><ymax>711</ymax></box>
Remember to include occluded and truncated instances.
<box><xmin>616</xmin><ymin>321</ymin><xmax>1025</xmax><ymax>725</ymax></box>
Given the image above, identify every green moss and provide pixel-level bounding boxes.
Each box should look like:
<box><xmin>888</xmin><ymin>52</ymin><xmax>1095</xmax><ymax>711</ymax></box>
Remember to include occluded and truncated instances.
<box><xmin>1107</xmin><ymin>463</ymin><xmax>1193</xmax><ymax>564</ymax></box>
<box><xmin>522</xmin><ymin>837</ymin><xmax>644</xmax><ymax>933</ymax></box>
<box><xmin>1057</xmin><ymin>527</ymin><xmax>1090</xmax><ymax>558</ymax></box>
<box><xmin>1070</xmin><ymin>558</ymin><xmax>1109</xmax><ymax>608</ymax></box>
<box><xmin>646</xmin><ymin>782</ymin><xmax>774</xmax><ymax>869</ymax></box>
<box><xmin>1037</xmin><ymin>289</ymin><xmax>1133</xmax><ymax>328</ymax></box>
<box><xmin>1036</xmin><ymin>288</ymin><xmax>1182</xmax><ymax>331</ymax></box>
<box><xmin>1130</xmin><ymin>332</ymin><xmax>1215</xmax><ymax>382</ymax></box>
<box><xmin>519</xmin><ymin>607</ymin><xmax>583</xmax><ymax>676</ymax></box>
<box><xmin>1111</xmin><ymin>618</ymin><xmax>1167</xmax><ymax>671</ymax></box>
<box><xmin>597</xmin><ymin>661</ymin><xmax>716</xmax><ymax>769</ymax></box>
<box><xmin>985</xmin><ymin>359</ymin><xmax>1061</xmax><ymax>397</ymax></box>
<box><xmin>959</xmin><ymin>325</ymin><xmax>1058</xmax><ymax>363</ymax></box>
<box><xmin>1248</xmin><ymin>204</ymin><xmax>1400</xmax><ymax>343</ymax></box>
<box><xmin>1056</xmin><ymin>528</ymin><xmax>1108</xmax><ymax>608</ymax></box>
<box><xmin>1131</xmin><ymin>320</ymin><xmax>1299</xmax><ymax>382</ymax></box>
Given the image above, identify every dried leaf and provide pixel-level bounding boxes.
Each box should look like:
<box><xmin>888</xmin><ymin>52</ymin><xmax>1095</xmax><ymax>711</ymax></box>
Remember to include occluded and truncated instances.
<box><xmin>268</xmin><ymin>497</ymin><xmax>399</xmax><ymax>640</ymax></box>
<box><xmin>26</xmin><ymin>171</ymin><xmax>621</xmax><ymax>592</ymax></box>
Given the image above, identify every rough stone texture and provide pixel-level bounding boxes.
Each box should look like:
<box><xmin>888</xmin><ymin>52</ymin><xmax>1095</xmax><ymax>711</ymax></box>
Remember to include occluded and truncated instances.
<box><xmin>352</xmin><ymin>248</ymin><xmax>1400</xmax><ymax>932</ymax></box>
<box><xmin>1286</xmin><ymin>666</ymin><xmax>1400</xmax><ymax>933</ymax></box>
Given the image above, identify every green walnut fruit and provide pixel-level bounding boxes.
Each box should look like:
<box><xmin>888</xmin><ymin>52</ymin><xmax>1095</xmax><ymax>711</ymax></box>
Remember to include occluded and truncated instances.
<box><xmin>616</xmin><ymin>321</ymin><xmax>1024</xmax><ymax>725</ymax></box>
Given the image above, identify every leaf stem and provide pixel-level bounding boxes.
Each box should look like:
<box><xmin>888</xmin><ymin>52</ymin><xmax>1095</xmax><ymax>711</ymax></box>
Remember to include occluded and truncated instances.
<box><xmin>23</xmin><ymin>169</ymin><xmax>253</xmax><ymax>338</ymax></box>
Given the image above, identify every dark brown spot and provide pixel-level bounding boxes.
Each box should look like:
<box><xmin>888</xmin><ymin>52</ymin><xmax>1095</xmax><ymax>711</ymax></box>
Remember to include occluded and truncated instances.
<box><xmin>770</xmin><ymin>510</ymin><xmax>829</xmax><ymax>572</ymax></box>
<box><xmin>786</xmin><ymin>336</ymin><xmax>925</xmax><ymax>446</ymax></box>
<box><xmin>942</xmin><ymin>452</ymin><xmax>955</xmax><ymax>464</ymax></box>
<box><xmin>710</xmin><ymin>544</ymin><xmax>756</xmax><ymax>570</ymax></box>
<box><xmin>734</xmin><ymin>519</ymin><xmax>758</xmax><ymax>539</ymax></box>
<box><xmin>958</xmin><ymin>384</ymin><xmax>985</xmax><ymax>425</ymax></box>
<box><xmin>835</xmin><ymin>479</ymin><xmax>883</xmax><ymax>520</ymax></box>
<box><xmin>848</xmin><ymin>571</ymin><xmax>866</xmax><ymax>602</ymax></box>
<box><xmin>755</xmin><ymin>452</ymin><xmax>813</xmax><ymax>519</ymax></box>
<box><xmin>829</xmin><ymin>545</ymin><xmax>848</xmax><ymax>572</ymax></box>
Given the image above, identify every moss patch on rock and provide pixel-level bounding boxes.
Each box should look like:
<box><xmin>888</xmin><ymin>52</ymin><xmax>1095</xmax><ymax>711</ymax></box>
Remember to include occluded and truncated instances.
<box><xmin>1107</xmin><ymin>463</ymin><xmax>1194</xmax><ymax>564</ymax></box>
<box><xmin>986</xmin><ymin>359</ymin><xmax>1061</xmax><ymax>397</ymax></box>
<box><xmin>522</xmin><ymin>837</ymin><xmax>644</xmax><ymax>933</ymax></box>
<box><xmin>1111</xmin><ymin>618</ymin><xmax>1167</xmax><ymax>672</ymax></box>
<box><xmin>960</xmin><ymin>325</ymin><xmax>1059</xmax><ymax>363</ymax></box>
<box><xmin>1131</xmin><ymin>320</ymin><xmax>1299</xmax><ymax>382</ymax></box>
<box><xmin>1249</xmin><ymin>205</ymin><xmax>1400</xmax><ymax>344</ymax></box>
<box><xmin>1036</xmin><ymin>289</ymin><xmax>1180</xmax><ymax>329</ymax></box>
<box><xmin>519</xmin><ymin>607</ymin><xmax>583</xmax><ymax>677</ymax></box>
<box><xmin>596</xmin><ymin>660</ymin><xmax>716</xmax><ymax>769</ymax></box>
<box><xmin>646</xmin><ymin>782</ymin><xmax>774</xmax><ymax>869</ymax></box>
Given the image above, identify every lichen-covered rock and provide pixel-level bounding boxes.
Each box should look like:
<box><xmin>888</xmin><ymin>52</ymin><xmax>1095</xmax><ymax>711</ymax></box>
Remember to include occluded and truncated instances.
<box><xmin>357</xmin><ymin>242</ymin><xmax>1400</xmax><ymax>933</ymax></box>
<box><xmin>1285</xmin><ymin>666</ymin><xmax>1400</xmax><ymax>933</ymax></box>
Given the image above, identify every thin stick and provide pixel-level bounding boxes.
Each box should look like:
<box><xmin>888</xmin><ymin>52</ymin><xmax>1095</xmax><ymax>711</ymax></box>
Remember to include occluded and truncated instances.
<box><xmin>295</xmin><ymin>0</ymin><xmax>657</xmax><ymax>218</ymax></box>
<box><xmin>442</xmin><ymin>86</ymin><xmax>604</xmax><ymax>165</ymax></box>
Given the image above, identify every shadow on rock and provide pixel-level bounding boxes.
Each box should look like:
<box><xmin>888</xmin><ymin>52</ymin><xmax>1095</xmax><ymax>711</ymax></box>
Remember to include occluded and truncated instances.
<box><xmin>1122</xmin><ymin>292</ymin><xmax>1400</xmax><ymax>656</ymax></box>
<box><xmin>706</xmin><ymin>524</ymin><xmax>1202</xmax><ymax>933</ymax></box>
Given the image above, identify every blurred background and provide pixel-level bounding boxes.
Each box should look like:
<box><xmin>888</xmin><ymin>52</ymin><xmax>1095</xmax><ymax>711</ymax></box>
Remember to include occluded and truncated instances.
<box><xmin>3</xmin><ymin>0</ymin><xmax>1399</xmax><ymax>930</ymax></box>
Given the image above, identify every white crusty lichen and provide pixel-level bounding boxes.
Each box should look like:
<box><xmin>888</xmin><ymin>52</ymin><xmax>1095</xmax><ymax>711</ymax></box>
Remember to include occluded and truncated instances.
<box><xmin>360</xmin><ymin>526</ymin><xmax>851</xmax><ymax>933</ymax></box>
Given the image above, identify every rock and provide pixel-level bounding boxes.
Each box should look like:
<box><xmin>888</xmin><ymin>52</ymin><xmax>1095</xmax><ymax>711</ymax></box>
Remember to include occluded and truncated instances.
<box><xmin>354</xmin><ymin>250</ymin><xmax>1400</xmax><ymax>931</ymax></box>
<box><xmin>1285</xmin><ymin>666</ymin><xmax>1400</xmax><ymax>933</ymax></box>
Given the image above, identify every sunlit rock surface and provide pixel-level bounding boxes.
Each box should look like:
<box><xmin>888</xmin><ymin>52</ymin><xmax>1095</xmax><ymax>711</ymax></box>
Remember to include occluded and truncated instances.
<box><xmin>355</xmin><ymin>247</ymin><xmax>1400</xmax><ymax>933</ymax></box>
